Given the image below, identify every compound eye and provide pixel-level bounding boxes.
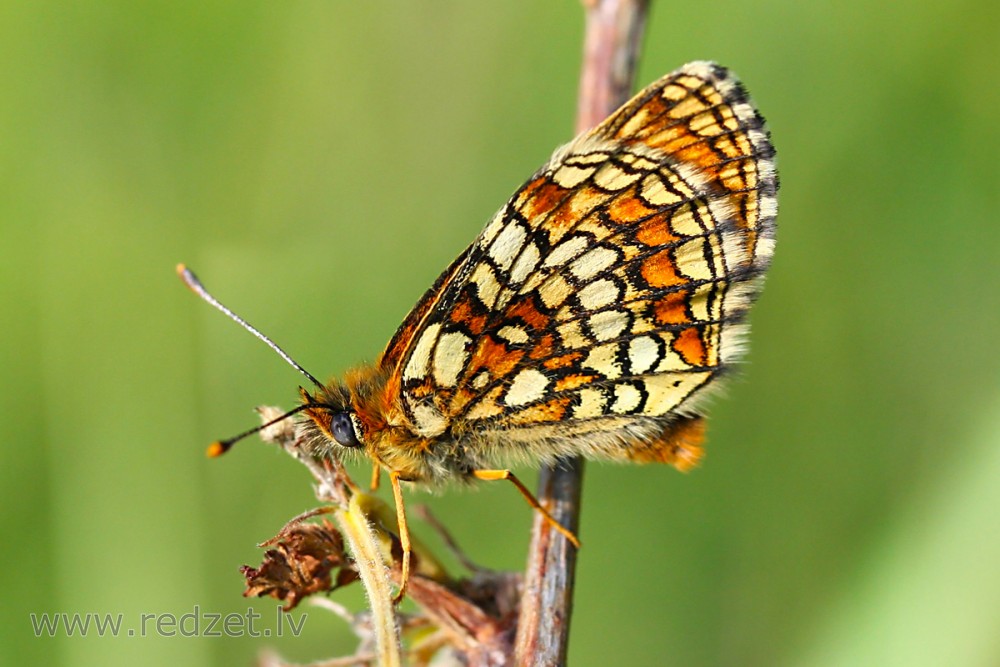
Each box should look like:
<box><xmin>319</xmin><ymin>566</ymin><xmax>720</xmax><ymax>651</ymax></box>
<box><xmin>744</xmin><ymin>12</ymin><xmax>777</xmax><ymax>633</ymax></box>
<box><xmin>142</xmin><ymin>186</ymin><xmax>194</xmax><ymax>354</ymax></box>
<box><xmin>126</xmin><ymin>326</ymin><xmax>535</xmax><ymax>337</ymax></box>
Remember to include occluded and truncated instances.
<box><xmin>330</xmin><ymin>412</ymin><xmax>361</xmax><ymax>448</ymax></box>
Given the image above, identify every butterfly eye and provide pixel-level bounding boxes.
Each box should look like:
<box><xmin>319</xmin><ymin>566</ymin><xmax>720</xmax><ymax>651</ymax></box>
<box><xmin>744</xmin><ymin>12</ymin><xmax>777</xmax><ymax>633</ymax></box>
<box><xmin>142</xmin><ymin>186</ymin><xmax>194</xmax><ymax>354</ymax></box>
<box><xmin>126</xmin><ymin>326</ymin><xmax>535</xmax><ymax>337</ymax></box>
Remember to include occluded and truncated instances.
<box><xmin>330</xmin><ymin>412</ymin><xmax>362</xmax><ymax>448</ymax></box>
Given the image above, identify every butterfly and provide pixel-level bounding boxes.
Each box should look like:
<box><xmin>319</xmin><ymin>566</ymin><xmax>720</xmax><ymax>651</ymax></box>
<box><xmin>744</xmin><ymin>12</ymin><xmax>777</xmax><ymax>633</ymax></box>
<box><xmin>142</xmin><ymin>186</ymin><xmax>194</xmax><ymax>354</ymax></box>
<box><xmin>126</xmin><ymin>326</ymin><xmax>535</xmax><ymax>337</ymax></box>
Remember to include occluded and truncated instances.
<box><xmin>181</xmin><ymin>61</ymin><xmax>777</xmax><ymax>600</ymax></box>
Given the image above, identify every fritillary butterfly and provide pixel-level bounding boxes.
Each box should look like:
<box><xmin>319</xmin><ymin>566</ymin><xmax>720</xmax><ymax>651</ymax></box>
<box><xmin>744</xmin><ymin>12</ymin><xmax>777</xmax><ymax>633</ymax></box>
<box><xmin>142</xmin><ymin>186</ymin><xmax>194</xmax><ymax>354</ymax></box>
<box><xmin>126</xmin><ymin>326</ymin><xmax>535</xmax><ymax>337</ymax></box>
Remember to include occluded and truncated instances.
<box><xmin>182</xmin><ymin>61</ymin><xmax>777</xmax><ymax>598</ymax></box>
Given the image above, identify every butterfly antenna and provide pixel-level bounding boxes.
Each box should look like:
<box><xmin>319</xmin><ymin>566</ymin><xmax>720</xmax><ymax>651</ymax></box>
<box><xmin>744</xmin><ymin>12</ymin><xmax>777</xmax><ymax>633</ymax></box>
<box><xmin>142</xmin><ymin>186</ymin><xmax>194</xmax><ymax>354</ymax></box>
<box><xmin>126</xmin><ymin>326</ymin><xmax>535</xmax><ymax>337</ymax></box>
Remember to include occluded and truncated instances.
<box><xmin>177</xmin><ymin>264</ymin><xmax>325</xmax><ymax>390</ymax></box>
<box><xmin>205</xmin><ymin>403</ymin><xmax>318</xmax><ymax>457</ymax></box>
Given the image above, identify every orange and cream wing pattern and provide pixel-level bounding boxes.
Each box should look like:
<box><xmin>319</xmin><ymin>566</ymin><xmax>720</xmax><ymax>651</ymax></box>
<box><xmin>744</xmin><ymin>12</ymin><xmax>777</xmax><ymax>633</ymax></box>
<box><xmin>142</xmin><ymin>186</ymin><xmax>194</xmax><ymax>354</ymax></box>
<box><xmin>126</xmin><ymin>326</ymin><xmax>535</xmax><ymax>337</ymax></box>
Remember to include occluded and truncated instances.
<box><xmin>382</xmin><ymin>62</ymin><xmax>777</xmax><ymax>465</ymax></box>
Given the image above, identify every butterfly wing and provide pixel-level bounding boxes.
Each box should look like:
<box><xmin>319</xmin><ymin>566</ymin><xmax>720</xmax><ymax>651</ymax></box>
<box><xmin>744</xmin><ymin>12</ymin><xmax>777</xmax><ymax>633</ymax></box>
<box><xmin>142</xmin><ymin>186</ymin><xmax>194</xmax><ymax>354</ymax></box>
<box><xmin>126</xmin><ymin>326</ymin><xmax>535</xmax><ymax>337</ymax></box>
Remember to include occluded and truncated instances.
<box><xmin>380</xmin><ymin>62</ymin><xmax>777</xmax><ymax>467</ymax></box>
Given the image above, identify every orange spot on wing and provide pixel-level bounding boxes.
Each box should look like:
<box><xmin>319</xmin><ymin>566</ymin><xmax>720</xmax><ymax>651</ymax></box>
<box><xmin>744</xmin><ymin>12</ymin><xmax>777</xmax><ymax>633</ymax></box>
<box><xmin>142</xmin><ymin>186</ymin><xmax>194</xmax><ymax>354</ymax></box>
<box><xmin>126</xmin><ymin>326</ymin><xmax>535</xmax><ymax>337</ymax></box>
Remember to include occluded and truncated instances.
<box><xmin>506</xmin><ymin>297</ymin><xmax>551</xmax><ymax>331</ymax></box>
<box><xmin>449</xmin><ymin>295</ymin><xmax>487</xmax><ymax>335</ymax></box>
<box><xmin>672</xmin><ymin>141</ymin><xmax>721</xmax><ymax>176</ymax></box>
<box><xmin>466</xmin><ymin>335</ymin><xmax>525</xmax><ymax>380</ymax></box>
<box><xmin>641</xmin><ymin>249</ymin><xmax>685</xmax><ymax>288</ymax></box>
<box><xmin>510</xmin><ymin>397</ymin><xmax>572</xmax><ymax>425</ymax></box>
<box><xmin>672</xmin><ymin>326</ymin><xmax>707</xmax><ymax>366</ymax></box>
<box><xmin>607</xmin><ymin>190</ymin><xmax>658</xmax><ymax>224</ymax></box>
<box><xmin>653</xmin><ymin>292</ymin><xmax>691</xmax><ymax>325</ymax></box>
<box><xmin>554</xmin><ymin>372</ymin><xmax>595</xmax><ymax>391</ymax></box>
<box><xmin>544</xmin><ymin>351</ymin><xmax>583</xmax><ymax>370</ymax></box>
<box><xmin>635</xmin><ymin>212</ymin><xmax>681</xmax><ymax>246</ymax></box>
<box><xmin>519</xmin><ymin>179</ymin><xmax>568</xmax><ymax>221</ymax></box>
<box><xmin>531</xmin><ymin>334</ymin><xmax>557</xmax><ymax>361</ymax></box>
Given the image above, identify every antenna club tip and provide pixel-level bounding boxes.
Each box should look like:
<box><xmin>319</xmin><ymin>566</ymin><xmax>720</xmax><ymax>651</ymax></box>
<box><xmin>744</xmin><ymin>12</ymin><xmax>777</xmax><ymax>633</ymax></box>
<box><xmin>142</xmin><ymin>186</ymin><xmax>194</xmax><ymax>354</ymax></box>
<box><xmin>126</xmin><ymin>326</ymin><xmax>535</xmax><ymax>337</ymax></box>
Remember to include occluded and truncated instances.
<box><xmin>177</xmin><ymin>263</ymin><xmax>203</xmax><ymax>295</ymax></box>
<box><xmin>206</xmin><ymin>441</ymin><xmax>228</xmax><ymax>458</ymax></box>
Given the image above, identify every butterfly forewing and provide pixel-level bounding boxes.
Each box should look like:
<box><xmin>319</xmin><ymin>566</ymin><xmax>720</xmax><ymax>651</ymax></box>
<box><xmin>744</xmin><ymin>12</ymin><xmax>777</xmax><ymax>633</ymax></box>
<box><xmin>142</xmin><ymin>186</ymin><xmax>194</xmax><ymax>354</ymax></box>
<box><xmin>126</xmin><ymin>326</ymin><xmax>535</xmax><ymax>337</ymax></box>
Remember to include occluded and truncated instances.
<box><xmin>382</xmin><ymin>62</ymin><xmax>777</xmax><ymax>463</ymax></box>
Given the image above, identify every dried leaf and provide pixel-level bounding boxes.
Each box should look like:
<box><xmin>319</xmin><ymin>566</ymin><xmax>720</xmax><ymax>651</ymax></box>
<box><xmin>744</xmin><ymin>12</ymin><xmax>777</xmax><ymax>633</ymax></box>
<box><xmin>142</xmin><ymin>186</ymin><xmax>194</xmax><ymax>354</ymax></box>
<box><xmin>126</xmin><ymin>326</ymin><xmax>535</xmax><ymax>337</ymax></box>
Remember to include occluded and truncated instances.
<box><xmin>241</xmin><ymin>519</ymin><xmax>355</xmax><ymax>610</ymax></box>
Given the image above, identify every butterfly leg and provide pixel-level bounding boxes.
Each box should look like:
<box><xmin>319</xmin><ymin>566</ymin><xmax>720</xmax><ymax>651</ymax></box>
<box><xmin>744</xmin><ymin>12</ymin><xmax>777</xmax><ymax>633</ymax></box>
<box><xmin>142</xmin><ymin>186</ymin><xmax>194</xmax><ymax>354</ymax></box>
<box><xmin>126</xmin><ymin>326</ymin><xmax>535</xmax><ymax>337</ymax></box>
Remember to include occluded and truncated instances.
<box><xmin>472</xmin><ymin>469</ymin><xmax>581</xmax><ymax>548</ymax></box>
<box><xmin>388</xmin><ymin>470</ymin><xmax>412</xmax><ymax>604</ymax></box>
<box><xmin>370</xmin><ymin>462</ymin><xmax>382</xmax><ymax>492</ymax></box>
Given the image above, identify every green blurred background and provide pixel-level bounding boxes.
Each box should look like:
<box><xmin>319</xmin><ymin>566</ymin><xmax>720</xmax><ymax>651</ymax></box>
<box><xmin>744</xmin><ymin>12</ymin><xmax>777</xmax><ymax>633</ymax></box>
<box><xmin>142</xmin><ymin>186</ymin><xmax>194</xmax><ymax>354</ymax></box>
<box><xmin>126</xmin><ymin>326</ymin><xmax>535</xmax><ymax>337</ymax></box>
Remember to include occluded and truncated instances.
<box><xmin>3</xmin><ymin>1</ymin><xmax>999</xmax><ymax>665</ymax></box>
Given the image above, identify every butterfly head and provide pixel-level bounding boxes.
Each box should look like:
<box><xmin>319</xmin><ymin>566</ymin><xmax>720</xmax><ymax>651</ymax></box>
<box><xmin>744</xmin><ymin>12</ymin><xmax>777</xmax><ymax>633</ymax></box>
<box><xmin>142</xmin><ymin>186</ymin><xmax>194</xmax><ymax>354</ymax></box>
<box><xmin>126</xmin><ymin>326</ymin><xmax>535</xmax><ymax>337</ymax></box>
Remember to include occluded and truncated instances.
<box><xmin>298</xmin><ymin>385</ymin><xmax>367</xmax><ymax>451</ymax></box>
